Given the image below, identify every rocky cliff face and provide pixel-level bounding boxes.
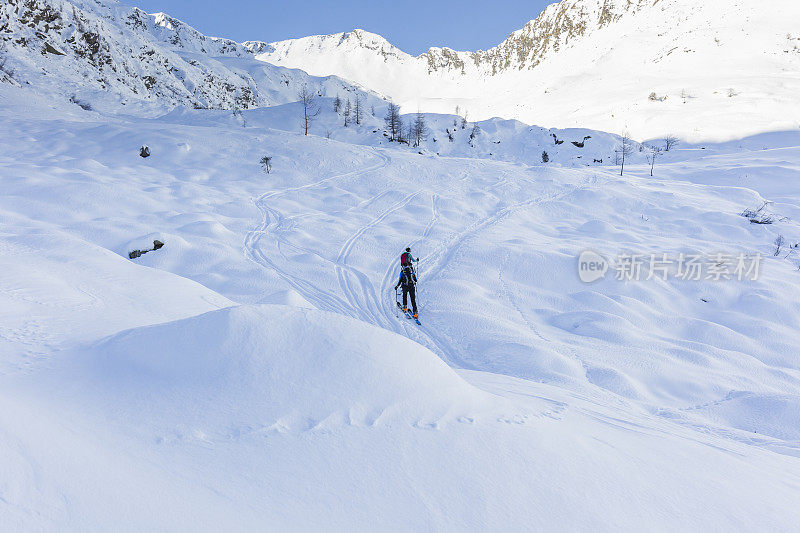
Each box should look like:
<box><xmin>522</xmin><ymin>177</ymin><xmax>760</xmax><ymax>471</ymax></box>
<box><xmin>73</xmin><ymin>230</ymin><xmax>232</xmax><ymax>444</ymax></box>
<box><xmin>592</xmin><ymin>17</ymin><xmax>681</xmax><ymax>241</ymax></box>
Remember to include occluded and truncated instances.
<box><xmin>0</xmin><ymin>0</ymin><xmax>361</xmax><ymax>111</ymax></box>
<box><xmin>254</xmin><ymin>0</ymin><xmax>659</xmax><ymax>78</ymax></box>
<box><xmin>457</xmin><ymin>0</ymin><xmax>656</xmax><ymax>74</ymax></box>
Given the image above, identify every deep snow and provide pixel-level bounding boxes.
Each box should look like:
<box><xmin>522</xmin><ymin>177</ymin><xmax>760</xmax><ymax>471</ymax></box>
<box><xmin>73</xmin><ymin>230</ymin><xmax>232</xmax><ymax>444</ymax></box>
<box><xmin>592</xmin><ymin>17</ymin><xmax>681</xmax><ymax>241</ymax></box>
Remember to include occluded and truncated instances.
<box><xmin>2</xmin><ymin>75</ymin><xmax>800</xmax><ymax>529</ymax></box>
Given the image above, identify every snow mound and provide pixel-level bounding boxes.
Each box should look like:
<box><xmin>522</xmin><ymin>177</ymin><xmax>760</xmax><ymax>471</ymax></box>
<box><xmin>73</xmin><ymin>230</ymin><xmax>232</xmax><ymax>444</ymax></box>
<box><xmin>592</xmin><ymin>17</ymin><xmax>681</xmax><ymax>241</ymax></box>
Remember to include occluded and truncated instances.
<box><xmin>77</xmin><ymin>305</ymin><xmax>510</xmax><ymax>429</ymax></box>
<box><xmin>685</xmin><ymin>392</ymin><xmax>800</xmax><ymax>441</ymax></box>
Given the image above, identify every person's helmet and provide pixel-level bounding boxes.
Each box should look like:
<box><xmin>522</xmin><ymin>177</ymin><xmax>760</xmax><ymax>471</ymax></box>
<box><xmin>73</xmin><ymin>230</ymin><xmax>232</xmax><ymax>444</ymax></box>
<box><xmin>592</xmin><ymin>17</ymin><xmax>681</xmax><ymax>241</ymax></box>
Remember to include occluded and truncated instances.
<box><xmin>405</xmin><ymin>247</ymin><xmax>411</xmax><ymax>252</ymax></box>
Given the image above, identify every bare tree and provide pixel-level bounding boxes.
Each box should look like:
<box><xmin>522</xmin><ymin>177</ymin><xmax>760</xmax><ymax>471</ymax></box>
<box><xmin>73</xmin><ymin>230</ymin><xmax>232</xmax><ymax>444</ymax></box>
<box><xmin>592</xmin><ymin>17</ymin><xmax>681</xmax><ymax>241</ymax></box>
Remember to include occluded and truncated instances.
<box><xmin>411</xmin><ymin>111</ymin><xmax>429</xmax><ymax>147</ymax></box>
<box><xmin>619</xmin><ymin>131</ymin><xmax>634</xmax><ymax>176</ymax></box>
<box><xmin>645</xmin><ymin>144</ymin><xmax>662</xmax><ymax>176</ymax></box>
<box><xmin>461</xmin><ymin>110</ymin><xmax>468</xmax><ymax>129</ymax></box>
<box><xmin>354</xmin><ymin>93</ymin><xmax>363</xmax><ymax>125</ymax></box>
<box><xmin>298</xmin><ymin>84</ymin><xmax>319</xmax><ymax>135</ymax></box>
<box><xmin>663</xmin><ymin>134</ymin><xmax>679</xmax><ymax>152</ymax></box>
<box><xmin>384</xmin><ymin>102</ymin><xmax>402</xmax><ymax>141</ymax></box>
<box><xmin>333</xmin><ymin>94</ymin><xmax>342</xmax><ymax>114</ymax></box>
<box><xmin>343</xmin><ymin>98</ymin><xmax>352</xmax><ymax>127</ymax></box>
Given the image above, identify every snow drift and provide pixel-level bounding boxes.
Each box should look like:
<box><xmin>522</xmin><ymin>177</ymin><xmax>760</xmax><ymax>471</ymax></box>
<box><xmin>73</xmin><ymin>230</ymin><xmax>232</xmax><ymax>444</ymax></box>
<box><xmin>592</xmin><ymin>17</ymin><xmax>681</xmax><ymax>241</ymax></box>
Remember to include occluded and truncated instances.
<box><xmin>71</xmin><ymin>304</ymin><xmax>514</xmax><ymax>428</ymax></box>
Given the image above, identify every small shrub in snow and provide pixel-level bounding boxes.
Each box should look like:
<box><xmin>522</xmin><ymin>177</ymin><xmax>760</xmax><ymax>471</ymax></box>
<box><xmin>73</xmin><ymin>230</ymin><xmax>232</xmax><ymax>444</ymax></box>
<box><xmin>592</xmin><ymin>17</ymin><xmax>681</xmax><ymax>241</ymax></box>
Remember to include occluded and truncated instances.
<box><xmin>260</xmin><ymin>155</ymin><xmax>273</xmax><ymax>173</ymax></box>
<box><xmin>741</xmin><ymin>201</ymin><xmax>786</xmax><ymax>224</ymax></box>
<box><xmin>748</xmin><ymin>215</ymin><xmax>774</xmax><ymax>224</ymax></box>
<box><xmin>775</xmin><ymin>235</ymin><xmax>785</xmax><ymax>256</ymax></box>
<box><xmin>741</xmin><ymin>201</ymin><xmax>770</xmax><ymax>222</ymax></box>
<box><xmin>139</xmin><ymin>145</ymin><xmax>150</xmax><ymax>158</ymax></box>
<box><xmin>541</xmin><ymin>151</ymin><xmax>549</xmax><ymax>163</ymax></box>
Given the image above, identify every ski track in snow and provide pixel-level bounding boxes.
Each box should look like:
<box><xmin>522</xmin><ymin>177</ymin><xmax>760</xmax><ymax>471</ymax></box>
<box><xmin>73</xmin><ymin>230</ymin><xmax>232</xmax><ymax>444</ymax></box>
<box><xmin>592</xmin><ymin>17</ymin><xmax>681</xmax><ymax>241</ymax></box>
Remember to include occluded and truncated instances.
<box><xmin>244</xmin><ymin>147</ymin><xmax>469</xmax><ymax>365</ymax></box>
<box><xmin>245</xmin><ymin>147</ymin><xmax>588</xmax><ymax>371</ymax></box>
<box><xmin>244</xmin><ymin>149</ymin><xmax>392</xmax><ymax>315</ymax></box>
<box><xmin>335</xmin><ymin>188</ymin><xmax>422</xmax><ymax>328</ymax></box>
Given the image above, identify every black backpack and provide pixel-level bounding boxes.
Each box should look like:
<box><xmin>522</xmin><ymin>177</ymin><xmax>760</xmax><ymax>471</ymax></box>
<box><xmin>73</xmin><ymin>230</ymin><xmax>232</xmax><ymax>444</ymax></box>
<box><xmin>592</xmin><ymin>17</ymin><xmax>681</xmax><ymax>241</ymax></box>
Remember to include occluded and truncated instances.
<box><xmin>401</xmin><ymin>265</ymin><xmax>415</xmax><ymax>286</ymax></box>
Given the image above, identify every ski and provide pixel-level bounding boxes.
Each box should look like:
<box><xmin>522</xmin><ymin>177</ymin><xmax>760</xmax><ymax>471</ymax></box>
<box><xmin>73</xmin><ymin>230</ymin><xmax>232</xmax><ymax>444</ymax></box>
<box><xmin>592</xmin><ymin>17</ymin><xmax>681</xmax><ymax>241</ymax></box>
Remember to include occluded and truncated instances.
<box><xmin>396</xmin><ymin>301</ymin><xmax>420</xmax><ymax>324</ymax></box>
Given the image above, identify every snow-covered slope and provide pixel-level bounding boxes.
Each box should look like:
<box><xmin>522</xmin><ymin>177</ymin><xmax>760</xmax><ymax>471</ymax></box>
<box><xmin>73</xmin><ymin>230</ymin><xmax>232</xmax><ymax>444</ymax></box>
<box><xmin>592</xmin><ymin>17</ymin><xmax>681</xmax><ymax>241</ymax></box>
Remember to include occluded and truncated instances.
<box><xmin>5</xmin><ymin>303</ymin><xmax>800</xmax><ymax>529</ymax></box>
<box><xmin>0</xmin><ymin>0</ymin><xmax>373</xmax><ymax>113</ymax></box>
<box><xmin>251</xmin><ymin>0</ymin><xmax>800</xmax><ymax>141</ymax></box>
<box><xmin>3</xmin><ymin>79</ymin><xmax>800</xmax><ymax>527</ymax></box>
<box><xmin>3</xmin><ymin>0</ymin><xmax>800</xmax><ymax>528</ymax></box>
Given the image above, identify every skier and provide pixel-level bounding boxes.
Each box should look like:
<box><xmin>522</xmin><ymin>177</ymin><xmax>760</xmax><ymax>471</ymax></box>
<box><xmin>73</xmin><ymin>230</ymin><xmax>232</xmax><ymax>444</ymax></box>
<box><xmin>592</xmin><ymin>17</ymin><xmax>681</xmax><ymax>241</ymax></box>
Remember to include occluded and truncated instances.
<box><xmin>400</xmin><ymin>247</ymin><xmax>418</xmax><ymax>268</ymax></box>
<box><xmin>395</xmin><ymin>262</ymin><xmax>418</xmax><ymax>319</ymax></box>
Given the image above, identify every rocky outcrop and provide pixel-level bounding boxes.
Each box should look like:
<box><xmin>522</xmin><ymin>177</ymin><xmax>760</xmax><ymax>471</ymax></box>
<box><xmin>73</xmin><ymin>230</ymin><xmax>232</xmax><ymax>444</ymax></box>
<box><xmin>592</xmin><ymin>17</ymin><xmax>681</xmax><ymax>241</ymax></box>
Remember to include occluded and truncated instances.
<box><xmin>0</xmin><ymin>0</ymin><xmax>365</xmax><ymax>110</ymax></box>
<box><xmin>129</xmin><ymin>239</ymin><xmax>163</xmax><ymax>259</ymax></box>
<box><xmin>422</xmin><ymin>0</ymin><xmax>657</xmax><ymax>75</ymax></box>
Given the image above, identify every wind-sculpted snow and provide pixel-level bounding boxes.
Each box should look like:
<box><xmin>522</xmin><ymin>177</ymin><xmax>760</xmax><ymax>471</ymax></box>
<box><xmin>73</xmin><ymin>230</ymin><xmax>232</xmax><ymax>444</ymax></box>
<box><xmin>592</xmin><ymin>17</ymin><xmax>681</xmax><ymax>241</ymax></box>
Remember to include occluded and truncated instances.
<box><xmin>2</xmin><ymin>75</ymin><xmax>800</xmax><ymax>527</ymax></box>
<box><xmin>62</xmin><ymin>305</ymin><xmax>519</xmax><ymax>427</ymax></box>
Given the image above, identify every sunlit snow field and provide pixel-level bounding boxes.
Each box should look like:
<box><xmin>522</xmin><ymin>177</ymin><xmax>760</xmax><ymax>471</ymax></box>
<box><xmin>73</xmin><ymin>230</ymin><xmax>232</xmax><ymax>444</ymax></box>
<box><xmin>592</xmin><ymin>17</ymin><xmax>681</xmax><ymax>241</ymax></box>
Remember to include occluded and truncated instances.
<box><xmin>2</xmin><ymin>85</ymin><xmax>800</xmax><ymax>530</ymax></box>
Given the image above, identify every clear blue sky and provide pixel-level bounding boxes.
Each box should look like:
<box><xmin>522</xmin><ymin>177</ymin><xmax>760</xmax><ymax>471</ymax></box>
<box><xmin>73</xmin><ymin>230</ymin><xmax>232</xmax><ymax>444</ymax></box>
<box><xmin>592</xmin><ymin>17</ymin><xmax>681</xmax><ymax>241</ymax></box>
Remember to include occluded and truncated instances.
<box><xmin>120</xmin><ymin>0</ymin><xmax>555</xmax><ymax>55</ymax></box>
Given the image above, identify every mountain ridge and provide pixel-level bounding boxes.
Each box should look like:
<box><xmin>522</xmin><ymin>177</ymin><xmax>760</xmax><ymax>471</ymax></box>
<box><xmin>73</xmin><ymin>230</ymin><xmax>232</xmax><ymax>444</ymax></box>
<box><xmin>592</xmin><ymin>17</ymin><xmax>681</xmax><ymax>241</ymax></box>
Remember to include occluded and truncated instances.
<box><xmin>249</xmin><ymin>0</ymin><xmax>800</xmax><ymax>141</ymax></box>
<box><xmin>0</xmin><ymin>0</ymin><xmax>372</xmax><ymax>113</ymax></box>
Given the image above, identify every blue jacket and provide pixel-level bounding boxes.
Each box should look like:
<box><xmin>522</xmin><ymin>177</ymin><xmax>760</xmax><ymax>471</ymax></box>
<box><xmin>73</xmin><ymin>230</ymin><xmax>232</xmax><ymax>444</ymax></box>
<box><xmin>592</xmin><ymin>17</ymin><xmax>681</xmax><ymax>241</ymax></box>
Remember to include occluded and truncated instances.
<box><xmin>396</xmin><ymin>267</ymin><xmax>417</xmax><ymax>288</ymax></box>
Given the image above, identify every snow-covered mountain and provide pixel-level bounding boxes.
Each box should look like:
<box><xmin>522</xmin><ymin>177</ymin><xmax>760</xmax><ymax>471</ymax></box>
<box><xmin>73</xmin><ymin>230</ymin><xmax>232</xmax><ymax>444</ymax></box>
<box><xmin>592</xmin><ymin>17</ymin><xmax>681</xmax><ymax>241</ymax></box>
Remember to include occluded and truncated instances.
<box><xmin>250</xmin><ymin>0</ymin><xmax>800</xmax><ymax>141</ymax></box>
<box><xmin>0</xmin><ymin>0</ymin><xmax>371</xmax><ymax>113</ymax></box>
<box><xmin>4</xmin><ymin>0</ymin><xmax>800</xmax><ymax>528</ymax></box>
